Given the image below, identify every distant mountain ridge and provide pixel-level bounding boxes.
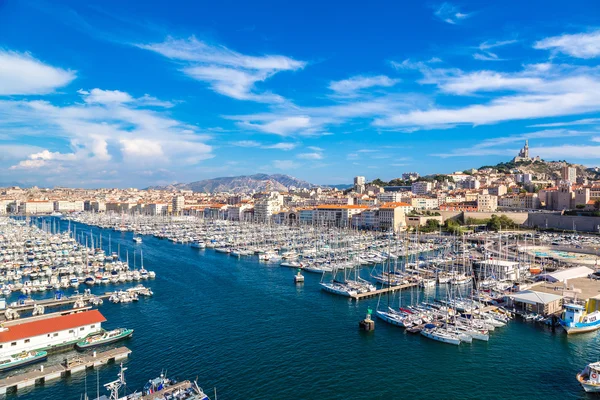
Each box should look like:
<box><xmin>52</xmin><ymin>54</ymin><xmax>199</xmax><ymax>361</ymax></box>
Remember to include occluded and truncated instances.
<box><xmin>147</xmin><ymin>174</ymin><xmax>316</xmax><ymax>193</ymax></box>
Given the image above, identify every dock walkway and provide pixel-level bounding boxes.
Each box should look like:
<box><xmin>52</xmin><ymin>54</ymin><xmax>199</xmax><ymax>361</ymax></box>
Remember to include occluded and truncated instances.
<box><xmin>351</xmin><ymin>283</ymin><xmax>418</xmax><ymax>300</ymax></box>
<box><xmin>0</xmin><ymin>292</ymin><xmax>116</xmax><ymax>322</ymax></box>
<box><xmin>0</xmin><ymin>346</ymin><xmax>131</xmax><ymax>394</ymax></box>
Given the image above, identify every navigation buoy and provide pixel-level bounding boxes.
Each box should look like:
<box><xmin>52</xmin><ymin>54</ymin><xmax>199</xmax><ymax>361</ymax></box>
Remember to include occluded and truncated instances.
<box><xmin>359</xmin><ymin>307</ymin><xmax>375</xmax><ymax>331</ymax></box>
<box><xmin>294</xmin><ymin>269</ymin><xmax>304</xmax><ymax>284</ymax></box>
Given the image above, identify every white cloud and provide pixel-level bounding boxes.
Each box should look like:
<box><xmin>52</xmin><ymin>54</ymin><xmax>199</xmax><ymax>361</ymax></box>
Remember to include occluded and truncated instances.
<box><xmin>535</xmin><ymin>145</ymin><xmax>600</xmax><ymax>159</ymax></box>
<box><xmin>138</xmin><ymin>36</ymin><xmax>305</xmax><ymax>102</ymax></box>
<box><xmin>3</xmin><ymin>87</ymin><xmax>213</xmax><ymax>179</ymax></box>
<box><xmin>530</xmin><ymin>118</ymin><xmax>600</xmax><ymax>128</ymax></box>
<box><xmin>329</xmin><ymin>75</ymin><xmax>399</xmax><ymax>96</ymax></box>
<box><xmin>80</xmin><ymin>88</ymin><xmax>133</xmax><ymax>104</ymax></box>
<box><xmin>230</xmin><ymin>94</ymin><xmax>417</xmax><ymax>137</ymax></box>
<box><xmin>0</xmin><ymin>144</ymin><xmax>44</xmax><ymax>162</ymax></box>
<box><xmin>240</xmin><ymin>116</ymin><xmax>312</xmax><ymax>136</ymax></box>
<box><xmin>0</xmin><ymin>50</ymin><xmax>76</xmax><ymax>95</ymax></box>
<box><xmin>120</xmin><ymin>138</ymin><xmax>164</xmax><ymax>157</ymax></box>
<box><xmin>432</xmin><ymin>129</ymin><xmax>596</xmax><ymax>157</ymax></box>
<box><xmin>307</xmin><ymin>146</ymin><xmax>323</xmax><ymax>151</ymax></box>
<box><xmin>473</xmin><ymin>53</ymin><xmax>501</xmax><ymax>61</ymax></box>
<box><xmin>137</xmin><ymin>94</ymin><xmax>175</xmax><ymax>108</ymax></box>
<box><xmin>231</xmin><ymin>140</ymin><xmax>261</xmax><ymax>147</ymax></box>
<box><xmin>297</xmin><ymin>152</ymin><xmax>323</xmax><ymax>160</ymax></box>
<box><xmin>377</xmin><ymin>61</ymin><xmax>600</xmax><ymax>130</ymax></box>
<box><xmin>479</xmin><ymin>40</ymin><xmax>518</xmax><ymax>50</ymax></box>
<box><xmin>434</xmin><ymin>3</ymin><xmax>471</xmax><ymax>25</ymax></box>
<box><xmin>535</xmin><ymin>30</ymin><xmax>600</xmax><ymax>59</ymax></box>
<box><xmin>264</xmin><ymin>142</ymin><xmax>297</xmax><ymax>150</ymax></box>
<box><xmin>9</xmin><ymin>149</ymin><xmax>77</xmax><ymax>170</ymax></box>
<box><xmin>29</xmin><ymin>149</ymin><xmax>77</xmax><ymax>161</ymax></box>
<box><xmin>273</xmin><ymin>160</ymin><xmax>299</xmax><ymax>170</ymax></box>
<box><xmin>10</xmin><ymin>159</ymin><xmax>48</xmax><ymax>170</ymax></box>
<box><xmin>230</xmin><ymin>140</ymin><xmax>297</xmax><ymax>150</ymax></box>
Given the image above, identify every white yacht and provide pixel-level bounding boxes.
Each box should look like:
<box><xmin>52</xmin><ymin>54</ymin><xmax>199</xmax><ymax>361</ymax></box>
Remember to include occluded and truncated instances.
<box><xmin>319</xmin><ymin>282</ymin><xmax>357</xmax><ymax>297</ymax></box>
<box><xmin>420</xmin><ymin>325</ymin><xmax>461</xmax><ymax>345</ymax></box>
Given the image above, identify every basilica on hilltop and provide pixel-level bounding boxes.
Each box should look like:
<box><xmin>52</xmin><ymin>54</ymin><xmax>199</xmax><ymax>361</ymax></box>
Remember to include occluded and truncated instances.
<box><xmin>513</xmin><ymin>140</ymin><xmax>540</xmax><ymax>163</ymax></box>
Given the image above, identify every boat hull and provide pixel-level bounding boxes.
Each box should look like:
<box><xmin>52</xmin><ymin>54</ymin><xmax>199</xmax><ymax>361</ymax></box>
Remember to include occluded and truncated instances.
<box><xmin>0</xmin><ymin>352</ymin><xmax>47</xmax><ymax>372</ymax></box>
<box><xmin>420</xmin><ymin>329</ymin><xmax>461</xmax><ymax>345</ymax></box>
<box><xmin>75</xmin><ymin>329</ymin><xmax>133</xmax><ymax>350</ymax></box>
<box><xmin>578</xmin><ymin>374</ymin><xmax>600</xmax><ymax>392</ymax></box>
<box><xmin>561</xmin><ymin>319</ymin><xmax>600</xmax><ymax>335</ymax></box>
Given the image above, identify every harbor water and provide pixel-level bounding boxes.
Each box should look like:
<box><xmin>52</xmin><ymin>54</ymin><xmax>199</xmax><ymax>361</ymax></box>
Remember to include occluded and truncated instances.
<box><xmin>8</xmin><ymin>218</ymin><xmax>600</xmax><ymax>400</ymax></box>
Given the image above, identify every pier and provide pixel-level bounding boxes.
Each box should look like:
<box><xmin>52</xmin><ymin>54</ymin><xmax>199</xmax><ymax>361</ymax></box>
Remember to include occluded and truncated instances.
<box><xmin>4</xmin><ymin>292</ymin><xmax>112</xmax><ymax>314</ymax></box>
<box><xmin>351</xmin><ymin>282</ymin><xmax>418</xmax><ymax>300</ymax></box>
<box><xmin>0</xmin><ymin>346</ymin><xmax>131</xmax><ymax>394</ymax></box>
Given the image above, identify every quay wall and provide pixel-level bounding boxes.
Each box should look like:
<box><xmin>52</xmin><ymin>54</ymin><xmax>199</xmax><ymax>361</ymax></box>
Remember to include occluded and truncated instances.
<box><xmin>526</xmin><ymin>213</ymin><xmax>600</xmax><ymax>233</ymax></box>
<box><xmin>438</xmin><ymin>211</ymin><xmax>529</xmax><ymax>225</ymax></box>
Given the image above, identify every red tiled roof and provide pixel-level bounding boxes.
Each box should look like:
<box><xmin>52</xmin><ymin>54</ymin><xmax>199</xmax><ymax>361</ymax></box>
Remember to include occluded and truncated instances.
<box><xmin>0</xmin><ymin>310</ymin><xmax>106</xmax><ymax>343</ymax></box>
<box><xmin>380</xmin><ymin>202</ymin><xmax>412</xmax><ymax>208</ymax></box>
<box><xmin>316</xmin><ymin>204</ymin><xmax>368</xmax><ymax>209</ymax></box>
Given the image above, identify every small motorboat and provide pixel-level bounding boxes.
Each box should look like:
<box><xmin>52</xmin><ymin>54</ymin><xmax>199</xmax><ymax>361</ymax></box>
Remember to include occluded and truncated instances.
<box><xmin>577</xmin><ymin>362</ymin><xmax>600</xmax><ymax>392</ymax></box>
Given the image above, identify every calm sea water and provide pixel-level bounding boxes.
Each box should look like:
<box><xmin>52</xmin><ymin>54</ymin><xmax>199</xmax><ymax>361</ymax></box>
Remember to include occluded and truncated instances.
<box><xmin>5</xmin><ymin>218</ymin><xmax>600</xmax><ymax>399</ymax></box>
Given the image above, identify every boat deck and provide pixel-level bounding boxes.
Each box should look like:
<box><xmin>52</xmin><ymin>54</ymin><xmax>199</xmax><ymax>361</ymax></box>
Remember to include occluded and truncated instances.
<box><xmin>140</xmin><ymin>380</ymin><xmax>197</xmax><ymax>399</ymax></box>
<box><xmin>0</xmin><ymin>346</ymin><xmax>131</xmax><ymax>394</ymax></box>
<box><xmin>351</xmin><ymin>283</ymin><xmax>418</xmax><ymax>300</ymax></box>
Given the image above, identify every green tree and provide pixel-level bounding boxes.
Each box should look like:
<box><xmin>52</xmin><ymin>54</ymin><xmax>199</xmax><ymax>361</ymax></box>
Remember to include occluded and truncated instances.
<box><xmin>487</xmin><ymin>215</ymin><xmax>502</xmax><ymax>231</ymax></box>
<box><xmin>445</xmin><ymin>219</ymin><xmax>463</xmax><ymax>235</ymax></box>
<box><xmin>420</xmin><ymin>218</ymin><xmax>441</xmax><ymax>232</ymax></box>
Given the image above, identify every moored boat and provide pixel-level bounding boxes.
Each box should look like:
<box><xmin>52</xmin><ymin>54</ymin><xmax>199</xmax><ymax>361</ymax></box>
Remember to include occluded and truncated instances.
<box><xmin>0</xmin><ymin>350</ymin><xmax>47</xmax><ymax>372</ymax></box>
<box><xmin>560</xmin><ymin>303</ymin><xmax>600</xmax><ymax>334</ymax></box>
<box><xmin>577</xmin><ymin>362</ymin><xmax>600</xmax><ymax>392</ymax></box>
<box><xmin>75</xmin><ymin>328</ymin><xmax>133</xmax><ymax>350</ymax></box>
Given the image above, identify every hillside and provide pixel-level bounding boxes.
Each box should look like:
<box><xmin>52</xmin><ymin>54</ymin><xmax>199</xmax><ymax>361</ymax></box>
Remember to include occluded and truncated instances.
<box><xmin>148</xmin><ymin>174</ymin><xmax>315</xmax><ymax>193</ymax></box>
<box><xmin>479</xmin><ymin>159</ymin><xmax>600</xmax><ymax>180</ymax></box>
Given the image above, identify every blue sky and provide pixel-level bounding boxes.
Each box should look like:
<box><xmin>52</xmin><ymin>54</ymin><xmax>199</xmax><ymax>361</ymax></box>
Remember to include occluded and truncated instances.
<box><xmin>2</xmin><ymin>0</ymin><xmax>600</xmax><ymax>188</ymax></box>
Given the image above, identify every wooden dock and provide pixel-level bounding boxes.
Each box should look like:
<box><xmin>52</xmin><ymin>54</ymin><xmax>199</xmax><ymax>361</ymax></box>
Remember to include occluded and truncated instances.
<box><xmin>0</xmin><ymin>346</ymin><xmax>131</xmax><ymax>395</ymax></box>
<box><xmin>9</xmin><ymin>292</ymin><xmax>113</xmax><ymax>311</ymax></box>
<box><xmin>351</xmin><ymin>283</ymin><xmax>418</xmax><ymax>300</ymax></box>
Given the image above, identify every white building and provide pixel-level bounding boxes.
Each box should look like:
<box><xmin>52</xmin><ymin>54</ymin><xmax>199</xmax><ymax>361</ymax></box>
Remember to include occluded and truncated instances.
<box><xmin>21</xmin><ymin>201</ymin><xmax>54</xmax><ymax>214</ymax></box>
<box><xmin>474</xmin><ymin>260</ymin><xmax>520</xmax><ymax>281</ymax></box>
<box><xmin>561</xmin><ymin>166</ymin><xmax>577</xmax><ymax>183</ymax></box>
<box><xmin>144</xmin><ymin>203</ymin><xmax>168</xmax><ymax>216</ymax></box>
<box><xmin>378</xmin><ymin>202</ymin><xmax>411</xmax><ymax>232</ymax></box>
<box><xmin>172</xmin><ymin>195</ymin><xmax>185</xmax><ymax>215</ymax></box>
<box><xmin>0</xmin><ymin>200</ymin><xmax>13</xmax><ymax>215</ymax></box>
<box><xmin>254</xmin><ymin>193</ymin><xmax>283</xmax><ymax>222</ymax></box>
<box><xmin>315</xmin><ymin>205</ymin><xmax>367</xmax><ymax>227</ymax></box>
<box><xmin>411</xmin><ymin>181</ymin><xmax>432</xmax><ymax>195</ymax></box>
<box><xmin>0</xmin><ymin>310</ymin><xmax>105</xmax><ymax>359</ymax></box>
<box><xmin>54</xmin><ymin>200</ymin><xmax>85</xmax><ymax>213</ymax></box>
<box><xmin>227</xmin><ymin>204</ymin><xmax>253</xmax><ymax>221</ymax></box>
<box><xmin>476</xmin><ymin>194</ymin><xmax>498</xmax><ymax>212</ymax></box>
<box><xmin>354</xmin><ymin>176</ymin><xmax>366</xmax><ymax>194</ymax></box>
<box><xmin>298</xmin><ymin>208</ymin><xmax>315</xmax><ymax>224</ymax></box>
<box><xmin>377</xmin><ymin>191</ymin><xmax>411</xmax><ymax>203</ymax></box>
<box><xmin>351</xmin><ymin>209</ymin><xmax>379</xmax><ymax>230</ymax></box>
<box><xmin>411</xmin><ymin>197</ymin><xmax>439</xmax><ymax>210</ymax></box>
<box><xmin>402</xmin><ymin>172</ymin><xmax>419</xmax><ymax>181</ymax></box>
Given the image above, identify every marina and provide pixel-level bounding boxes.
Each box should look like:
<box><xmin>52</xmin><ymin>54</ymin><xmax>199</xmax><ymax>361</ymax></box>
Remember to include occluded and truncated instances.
<box><xmin>1</xmin><ymin>215</ymin><xmax>600</xmax><ymax>399</ymax></box>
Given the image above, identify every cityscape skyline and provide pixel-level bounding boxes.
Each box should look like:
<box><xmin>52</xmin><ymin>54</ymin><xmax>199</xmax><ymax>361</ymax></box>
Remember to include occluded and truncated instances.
<box><xmin>2</xmin><ymin>0</ymin><xmax>600</xmax><ymax>188</ymax></box>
